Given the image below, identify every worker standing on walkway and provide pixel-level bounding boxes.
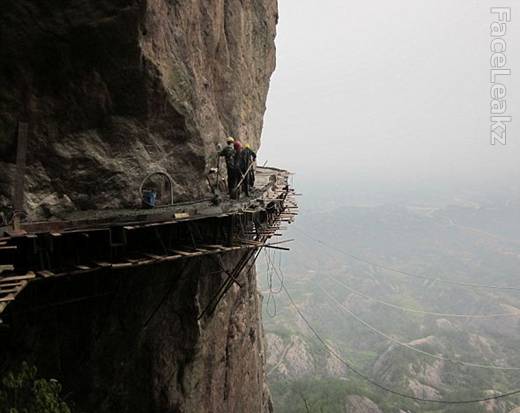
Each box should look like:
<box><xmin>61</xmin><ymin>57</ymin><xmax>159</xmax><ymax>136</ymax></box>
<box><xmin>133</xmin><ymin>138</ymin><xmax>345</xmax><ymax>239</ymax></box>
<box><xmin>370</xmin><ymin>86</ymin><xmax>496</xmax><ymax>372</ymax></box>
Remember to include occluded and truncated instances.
<box><xmin>242</xmin><ymin>144</ymin><xmax>257</xmax><ymax>196</ymax></box>
<box><xmin>231</xmin><ymin>140</ymin><xmax>244</xmax><ymax>199</ymax></box>
<box><xmin>219</xmin><ymin>137</ymin><xmax>236</xmax><ymax>197</ymax></box>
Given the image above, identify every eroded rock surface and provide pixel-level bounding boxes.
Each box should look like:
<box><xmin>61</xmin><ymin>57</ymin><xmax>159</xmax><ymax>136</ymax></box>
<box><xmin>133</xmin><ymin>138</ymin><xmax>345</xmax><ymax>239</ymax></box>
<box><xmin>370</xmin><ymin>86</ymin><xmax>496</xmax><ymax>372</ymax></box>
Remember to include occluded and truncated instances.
<box><xmin>0</xmin><ymin>0</ymin><xmax>277</xmax><ymax>218</ymax></box>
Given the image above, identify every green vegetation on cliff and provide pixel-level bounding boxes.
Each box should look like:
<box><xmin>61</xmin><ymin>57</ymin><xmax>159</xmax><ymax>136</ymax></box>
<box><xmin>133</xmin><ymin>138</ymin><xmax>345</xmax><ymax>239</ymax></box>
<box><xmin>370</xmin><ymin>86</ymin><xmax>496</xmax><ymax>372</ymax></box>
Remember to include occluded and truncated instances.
<box><xmin>0</xmin><ymin>362</ymin><xmax>70</xmax><ymax>413</ymax></box>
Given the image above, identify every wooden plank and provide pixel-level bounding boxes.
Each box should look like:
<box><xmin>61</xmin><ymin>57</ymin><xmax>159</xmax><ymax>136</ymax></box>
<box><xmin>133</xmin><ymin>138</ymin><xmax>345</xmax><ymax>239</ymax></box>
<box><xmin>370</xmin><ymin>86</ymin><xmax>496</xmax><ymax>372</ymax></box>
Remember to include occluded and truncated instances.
<box><xmin>264</xmin><ymin>245</ymin><xmax>290</xmax><ymax>251</ymax></box>
<box><xmin>0</xmin><ymin>272</ymin><xmax>35</xmax><ymax>283</ymax></box>
<box><xmin>0</xmin><ymin>288</ymin><xmax>19</xmax><ymax>295</ymax></box>
<box><xmin>136</xmin><ymin>258</ymin><xmax>155</xmax><ymax>266</ymax></box>
<box><xmin>94</xmin><ymin>262</ymin><xmax>112</xmax><ymax>268</ymax></box>
<box><xmin>171</xmin><ymin>250</ymin><xmax>199</xmax><ymax>257</ymax></box>
<box><xmin>199</xmin><ymin>244</ymin><xmax>227</xmax><ymax>250</ymax></box>
<box><xmin>0</xmin><ymin>280</ymin><xmax>27</xmax><ymax>293</ymax></box>
<box><xmin>144</xmin><ymin>253</ymin><xmax>163</xmax><ymax>260</ymax></box>
<box><xmin>194</xmin><ymin>248</ymin><xmax>211</xmax><ymax>253</ymax></box>
<box><xmin>163</xmin><ymin>254</ymin><xmax>182</xmax><ymax>262</ymax></box>
<box><xmin>174</xmin><ymin>212</ymin><xmax>190</xmax><ymax>220</ymax></box>
<box><xmin>0</xmin><ymin>282</ymin><xmax>23</xmax><ymax>289</ymax></box>
<box><xmin>0</xmin><ymin>280</ymin><xmax>27</xmax><ymax>296</ymax></box>
<box><xmin>143</xmin><ymin>222</ymin><xmax>163</xmax><ymax>228</ymax></box>
<box><xmin>0</xmin><ymin>294</ymin><xmax>15</xmax><ymax>303</ymax></box>
<box><xmin>124</xmin><ymin>258</ymin><xmax>150</xmax><ymax>267</ymax></box>
<box><xmin>111</xmin><ymin>262</ymin><xmax>133</xmax><ymax>269</ymax></box>
<box><xmin>37</xmin><ymin>270</ymin><xmax>55</xmax><ymax>278</ymax></box>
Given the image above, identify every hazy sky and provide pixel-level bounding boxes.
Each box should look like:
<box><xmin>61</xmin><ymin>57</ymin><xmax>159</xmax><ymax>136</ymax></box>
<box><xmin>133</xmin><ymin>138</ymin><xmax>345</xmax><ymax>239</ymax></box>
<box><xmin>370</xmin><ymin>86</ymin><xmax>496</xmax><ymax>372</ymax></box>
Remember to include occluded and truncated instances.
<box><xmin>260</xmin><ymin>0</ymin><xmax>519</xmax><ymax>196</ymax></box>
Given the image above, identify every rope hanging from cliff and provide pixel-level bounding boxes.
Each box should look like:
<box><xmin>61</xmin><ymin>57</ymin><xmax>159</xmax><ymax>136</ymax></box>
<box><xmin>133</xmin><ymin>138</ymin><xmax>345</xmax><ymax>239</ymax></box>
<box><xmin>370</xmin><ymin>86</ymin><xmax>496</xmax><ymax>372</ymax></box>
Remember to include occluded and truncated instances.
<box><xmin>264</xmin><ymin>249</ymin><xmax>277</xmax><ymax>318</ymax></box>
<box><xmin>279</xmin><ymin>275</ymin><xmax>520</xmax><ymax>405</ymax></box>
<box><xmin>264</xmin><ymin>249</ymin><xmax>284</xmax><ymax>318</ymax></box>
<box><xmin>293</xmin><ymin>227</ymin><xmax>520</xmax><ymax>292</ymax></box>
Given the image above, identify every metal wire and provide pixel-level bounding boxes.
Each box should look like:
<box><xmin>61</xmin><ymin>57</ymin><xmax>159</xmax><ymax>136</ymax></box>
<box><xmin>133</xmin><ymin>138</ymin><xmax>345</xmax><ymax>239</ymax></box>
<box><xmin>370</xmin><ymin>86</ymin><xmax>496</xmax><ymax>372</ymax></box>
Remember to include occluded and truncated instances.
<box><xmin>280</xmin><ymin>276</ymin><xmax>520</xmax><ymax>405</ymax></box>
<box><xmin>293</xmin><ymin>227</ymin><xmax>520</xmax><ymax>292</ymax></box>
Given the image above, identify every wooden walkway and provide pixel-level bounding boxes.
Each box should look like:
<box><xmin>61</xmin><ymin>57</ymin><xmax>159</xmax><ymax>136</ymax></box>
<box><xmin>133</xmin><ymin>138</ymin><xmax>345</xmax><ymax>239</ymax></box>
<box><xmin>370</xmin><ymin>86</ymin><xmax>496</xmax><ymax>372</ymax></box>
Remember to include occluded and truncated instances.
<box><xmin>0</xmin><ymin>167</ymin><xmax>298</xmax><ymax>318</ymax></box>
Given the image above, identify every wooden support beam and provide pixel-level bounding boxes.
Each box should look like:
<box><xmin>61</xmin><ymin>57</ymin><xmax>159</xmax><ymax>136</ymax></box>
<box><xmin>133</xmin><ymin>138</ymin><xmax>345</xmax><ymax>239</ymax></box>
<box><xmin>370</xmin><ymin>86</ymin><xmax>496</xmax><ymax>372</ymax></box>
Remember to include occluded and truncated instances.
<box><xmin>163</xmin><ymin>254</ymin><xmax>182</xmax><ymax>262</ymax></box>
<box><xmin>0</xmin><ymin>272</ymin><xmax>35</xmax><ymax>283</ymax></box>
<box><xmin>0</xmin><ymin>294</ymin><xmax>15</xmax><ymax>303</ymax></box>
<box><xmin>111</xmin><ymin>262</ymin><xmax>133</xmax><ymax>269</ymax></box>
<box><xmin>170</xmin><ymin>249</ymin><xmax>204</xmax><ymax>257</ymax></box>
<box><xmin>94</xmin><ymin>262</ymin><xmax>112</xmax><ymax>268</ymax></box>
<box><xmin>143</xmin><ymin>253</ymin><xmax>163</xmax><ymax>260</ymax></box>
<box><xmin>0</xmin><ymin>288</ymin><xmax>21</xmax><ymax>295</ymax></box>
<box><xmin>264</xmin><ymin>245</ymin><xmax>290</xmax><ymax>251</ymax></box>
<box><xmin>0</xmin><ymin>282</ymin><xmax>24</xmax><ymax>289</ymax></box>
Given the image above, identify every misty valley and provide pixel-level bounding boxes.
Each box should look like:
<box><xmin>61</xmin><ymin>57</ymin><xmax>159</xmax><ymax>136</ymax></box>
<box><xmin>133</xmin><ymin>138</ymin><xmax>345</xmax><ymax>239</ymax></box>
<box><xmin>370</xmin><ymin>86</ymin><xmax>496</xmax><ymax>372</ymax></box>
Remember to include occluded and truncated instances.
<box><xmin>262</xmin><ymin>189</ymin><xmax>520</xmax><ymax>413</ymax></box>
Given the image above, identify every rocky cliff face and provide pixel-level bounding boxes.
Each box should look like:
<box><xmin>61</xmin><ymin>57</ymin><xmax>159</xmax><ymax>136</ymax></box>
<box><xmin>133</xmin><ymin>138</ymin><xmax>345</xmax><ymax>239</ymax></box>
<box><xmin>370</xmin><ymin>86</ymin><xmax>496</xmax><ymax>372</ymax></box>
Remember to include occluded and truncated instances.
<box><xmin>2</xmin><ymin>254</ymin><xmax>273</xmax><ymax>413</ymax></box>
<box><xmin>0</xmin><ymin>0</ymin><xmax>277</xmax><ymax>217</ymax></box>
<box><xmin>0</xmin><ymin>2</ymin><xmax>278</xmax><ymax>412</ymax></box>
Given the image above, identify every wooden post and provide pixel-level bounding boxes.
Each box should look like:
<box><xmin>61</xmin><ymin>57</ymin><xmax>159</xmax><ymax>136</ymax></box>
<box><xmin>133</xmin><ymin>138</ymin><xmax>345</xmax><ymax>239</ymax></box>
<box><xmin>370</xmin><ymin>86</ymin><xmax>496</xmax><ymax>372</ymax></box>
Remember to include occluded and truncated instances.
<box><xmin>13</xmin><ymin>121</ymin><xmax>28</xmax><ymax>231</ymax></box>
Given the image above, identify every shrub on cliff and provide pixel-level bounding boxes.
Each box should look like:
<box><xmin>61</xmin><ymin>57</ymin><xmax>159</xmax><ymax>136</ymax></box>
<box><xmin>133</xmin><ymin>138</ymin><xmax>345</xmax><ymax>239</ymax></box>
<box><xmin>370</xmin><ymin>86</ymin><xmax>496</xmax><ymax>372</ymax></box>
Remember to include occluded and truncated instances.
<box><xmin>0</xmin><ymin>362</ymin><xmax>70</xmax><ymax>413</ymax></box>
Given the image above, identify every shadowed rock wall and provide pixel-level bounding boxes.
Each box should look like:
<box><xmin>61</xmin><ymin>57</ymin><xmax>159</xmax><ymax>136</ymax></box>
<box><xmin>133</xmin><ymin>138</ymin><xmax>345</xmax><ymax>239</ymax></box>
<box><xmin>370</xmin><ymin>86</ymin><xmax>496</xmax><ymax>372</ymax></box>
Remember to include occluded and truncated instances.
<box><xmin>1</xmin><ymin>254</ymin><xmax>273</xmax><ymax>412</ymax></box>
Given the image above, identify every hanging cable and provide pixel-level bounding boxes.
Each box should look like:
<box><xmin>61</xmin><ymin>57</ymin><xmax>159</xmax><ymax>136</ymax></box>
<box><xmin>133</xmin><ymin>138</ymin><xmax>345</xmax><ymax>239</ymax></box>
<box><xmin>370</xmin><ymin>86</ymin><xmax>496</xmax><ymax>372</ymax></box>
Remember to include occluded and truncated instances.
<box><xmin>325</xmin><ymin>274</ymin><xmax>520</xmax><ymax>319</ymax></box>
<box><xmin>293</xmin><ymin>226</ymin><xmax>520</xmax><ymax>292</ymax></box>
<box><xmin>264</xmin><ymin>249</ymin><xmax>285</xmax><ymax>318</ymax></box>
<box><xmin>292</xmin><ymin>230</ymin><xmax>520</xmax><ymax>318</ymax></box>
<box><xmin>279</xmin><ymin>276</ymin><xmax>520</xmax><ymax>405</ymax></box>
<box><xmin>317</xmin><ymin>284</ymin><xmax>520</xmax><ymax>371</ymax></box>
<box><xmin>265</xmin><ymin>249</ymin><xmax>277</xmax><ymax>317</ymax></box>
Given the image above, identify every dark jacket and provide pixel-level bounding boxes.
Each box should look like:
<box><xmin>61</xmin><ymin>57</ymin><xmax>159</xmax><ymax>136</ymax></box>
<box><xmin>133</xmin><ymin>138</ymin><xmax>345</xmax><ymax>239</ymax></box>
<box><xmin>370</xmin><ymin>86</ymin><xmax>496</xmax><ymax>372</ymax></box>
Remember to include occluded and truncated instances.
<box><xmin>242</xmin><ymin>148</ymin><xmax>257</xmax><ymax>165</ymax></box>
<box><xmin>219</xmin><ymin>145</ymin><xmax>235</xmax><ymax>168</ymax></box>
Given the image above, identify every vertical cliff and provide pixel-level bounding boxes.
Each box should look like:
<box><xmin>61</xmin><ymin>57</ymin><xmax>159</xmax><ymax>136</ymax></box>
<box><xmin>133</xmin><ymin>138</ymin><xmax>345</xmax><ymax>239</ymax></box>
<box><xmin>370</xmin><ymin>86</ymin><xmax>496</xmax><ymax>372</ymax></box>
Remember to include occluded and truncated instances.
<box><xmin>0</xmin><ymin>1</ymin><xmax>278</xmax><ymax>412</ymax></box>
<box><xmin>0</xmin><ymin>0</ymin><xmax>278</xmax><ymax>217</ymax></box>
<box><xmin>2</xmin><ymin>254</ymin><xmax>273</xmax><ymax>412</ymax></box>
